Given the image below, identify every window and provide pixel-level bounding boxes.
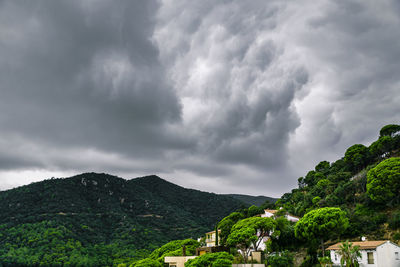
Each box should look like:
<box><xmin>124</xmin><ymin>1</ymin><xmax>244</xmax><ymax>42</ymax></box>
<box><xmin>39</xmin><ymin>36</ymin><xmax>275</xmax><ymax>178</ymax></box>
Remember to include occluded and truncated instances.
<box><xmin>396</xmin><ymin>252</ymin><xmax>399</xmax><ymax>260</ymax></box>
<box><xmin>334</xmin><ymin>253</ymin><xmax>337</xmax><ymax>261</ymax></box>
<box><xmin>367</xmin><ymin>252</ymin><xmax>374</xmax><ymax>264</ymax></box>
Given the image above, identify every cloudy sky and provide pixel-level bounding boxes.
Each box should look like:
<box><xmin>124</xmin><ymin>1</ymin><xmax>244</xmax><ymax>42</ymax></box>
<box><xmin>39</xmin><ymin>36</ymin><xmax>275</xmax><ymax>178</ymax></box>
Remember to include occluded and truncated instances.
<box><xmin>0</xmin><ymin>0</ymin><xmax>399</xmax><ymax>197</ymax></box>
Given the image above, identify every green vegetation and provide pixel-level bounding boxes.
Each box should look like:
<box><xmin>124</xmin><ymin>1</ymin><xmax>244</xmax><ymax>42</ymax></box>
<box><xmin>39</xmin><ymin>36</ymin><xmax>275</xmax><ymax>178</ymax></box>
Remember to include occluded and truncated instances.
<box><xmin>132</xmin><ymin>239</ymin><xmax>199</xmax><ymax>267</ymax></box>
<box><xmin>336</xmin><ymin>241</ymin><xmax>361</xmax><ymax>267</ymax></box>
<box><xmin>266</xmin><ymin>250</ymin><xmax>294</xmax><ymax>267</ymax></box>
<box><xmin>218</xmin><ymin>212</ymin><xmax>244</xmax><ymax>246</ymax></box>
<box><xmin>216</xmin><ymin>123</ymin><xmax>400</xmax><ymax>266</ymax></box>
<box><xmin>279</xmin><ymin>124</ymin><xmax>400</xmax><ymax>230</ymax></box>
<box><xmin>0</xmin><ymin>173</ymin><xmax>244</xmax><ymax>266</ymax></box>
<box><xmin>185</xmin><ymin>252</ymin><xmax>233</xmax><ymax>267</ymax></box>
<box><xmin>295</xmin><ymin>207</ymin><xmax>349</xmax><ymax>256</ymax></box>
<box><xmin>227</xmin><ymin>217</ymin><xmax>276</xmax><ymax>262</ymax></box>
<box><xmin>367</xmin><ymin>157</ymin><xmax>400</xmax><ymax>204</ymax></box>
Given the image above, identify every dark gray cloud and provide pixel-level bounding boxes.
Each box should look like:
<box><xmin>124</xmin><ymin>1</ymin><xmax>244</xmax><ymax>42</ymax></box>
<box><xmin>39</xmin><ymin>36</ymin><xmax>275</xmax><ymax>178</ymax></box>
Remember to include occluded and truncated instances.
<box><xmin>0</xmin><ymin>0</ymin><xmax>399</xmax><ymax>197</ymax></box>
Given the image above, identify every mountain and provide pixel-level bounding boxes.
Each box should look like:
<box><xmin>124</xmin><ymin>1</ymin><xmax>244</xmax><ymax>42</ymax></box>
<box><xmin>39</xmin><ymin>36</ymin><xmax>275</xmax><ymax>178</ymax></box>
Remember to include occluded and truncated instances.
<box><xmin>225</xmin><ymin>194</ymin><xmax>277</xmax><ymax>206</ymax></box>
<box><xmin>0</xmin><ymin>173</ymin><xmax>250</xmax><ymax>266</ymax></box>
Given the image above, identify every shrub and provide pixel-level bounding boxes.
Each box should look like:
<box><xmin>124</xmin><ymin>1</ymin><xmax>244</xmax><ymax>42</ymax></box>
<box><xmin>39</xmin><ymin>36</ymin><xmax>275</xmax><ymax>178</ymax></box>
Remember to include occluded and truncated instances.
<box><xmin>389</xmin><ymin>212</ymin><xmax>400</xmax><ymax>230</ymax></box>
<box><xmin>393</xmin><ymin>232</ymin><xmax>400</xmax><ymax>242</ymax></box>
<box><xmin>267</xmin><ymin>251</ymin><xmax>294</xmax><ymax>267</ymax></box>
<box><xmin>185</xmin><ymin>252</ymin><xmax>233</xmax><ymax>267</ymax></box>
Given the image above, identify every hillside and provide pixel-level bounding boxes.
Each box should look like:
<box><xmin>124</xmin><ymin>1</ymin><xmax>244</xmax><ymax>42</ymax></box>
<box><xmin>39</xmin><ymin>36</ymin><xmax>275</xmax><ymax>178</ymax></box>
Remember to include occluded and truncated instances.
<box><xmin>0</xmin><ymin>173</ymin><xmax>248</xmax><ymax>266</ymax></box>
<box><xmin>225</xmin><ymin>194</ymin><xmax>277</xmax><ymax>206</ymax></box>
<box><xmin>277</xmin><ymin>124</ymin><xmax>400</xmax><ymax>241</ymax></box>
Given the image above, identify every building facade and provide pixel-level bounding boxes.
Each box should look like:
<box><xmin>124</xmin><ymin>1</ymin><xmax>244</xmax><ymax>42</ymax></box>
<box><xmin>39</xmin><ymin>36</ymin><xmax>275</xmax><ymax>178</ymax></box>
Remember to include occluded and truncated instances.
<box><xmin>205</xmin><ymin>230</ymin><xmax>220</xmax><ymax>247</ymax></box>
<box><xmin>327</xmin><ymin>240</ymin><xmax>400</xmax><ymax>267</ymax></box>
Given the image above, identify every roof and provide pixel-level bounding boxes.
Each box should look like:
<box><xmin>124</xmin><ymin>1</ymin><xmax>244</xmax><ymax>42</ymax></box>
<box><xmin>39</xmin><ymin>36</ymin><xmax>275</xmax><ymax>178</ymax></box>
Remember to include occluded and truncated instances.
<box><xmin>327</xmin><ymin>240</ymin><xmax>388</xmax><ymax>250</ymax></box>
<box><xmin>264</xmin><ymin>209</ymin><xmax>278</xmax><ymax>214</ymax></box>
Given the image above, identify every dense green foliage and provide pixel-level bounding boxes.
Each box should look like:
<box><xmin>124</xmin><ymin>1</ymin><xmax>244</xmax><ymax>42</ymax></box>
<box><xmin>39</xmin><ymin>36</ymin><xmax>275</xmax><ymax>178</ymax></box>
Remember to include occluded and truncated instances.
<box><xmin>0</xmin><ymin>173</ymin><xmax>244</xmax><ymax>266</ymax></box>
<box><xmin>130</xmin><ymin>258</ymin><xmax>162</xmax><ymax>267</ymax></box>
<box><xmin>266</xmin><ymin>250</ymin><xmax>294</xmax><ymax>267</ymax></box>
<box><xmin>129</xmin><ymin>239</ymin><xmax>200</xmax><ymax>267</ymax></box>
<box><xmin>278</xmin><ymin>124</ymin><xmax>400</xmax><ymax>239</ymax></box>
<box><xmin>295</xmin><ymin>207</ymin><xmax>349</xmax><ymax>255</ymax></box>
<box><xmin>185</xmin><ymin>252</ymin><xmax>233</xmax><ymax>267</ymax></box>
<box><xmin>380</xmin><ymin>124</ymin><xmax>400</xmax><ymax>137</ymax></box>
<box><xmin>367</xmin><ymin>157</ymin><xmax>400</xmax><ymax>204</ymax></box>
<box><xmin>267</xmin><ymin>217</ymin><xmax>299</xmax><ymax>252</ymax></box>
<box><xmin>218</xmin><ymin>212</ymin><xmax>244</xmax><ymax>246</ymax></box>
<box><xmin>145</xmin><ymin>239</ymin><xmax>199</xmax><ymax>263</ymax></box>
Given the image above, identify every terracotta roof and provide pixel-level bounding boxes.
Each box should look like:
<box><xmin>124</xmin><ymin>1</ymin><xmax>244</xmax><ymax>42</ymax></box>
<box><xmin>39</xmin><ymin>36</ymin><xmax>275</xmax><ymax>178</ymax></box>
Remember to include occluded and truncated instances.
<box><xmin>327</xmin><ymin>240</ymin><xmax>388</xmax><ymax>250</ymax></box>
<box><xmin>264</xmin><ymin>209</ymin><xmax>277</xmax><ymax>214</ymax></box>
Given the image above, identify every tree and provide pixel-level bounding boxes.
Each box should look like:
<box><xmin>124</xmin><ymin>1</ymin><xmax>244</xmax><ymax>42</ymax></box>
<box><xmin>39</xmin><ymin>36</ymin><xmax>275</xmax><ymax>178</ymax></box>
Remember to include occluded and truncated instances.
<box><xmin>315</xmin><ymin>161</ymin><xmax>330</xmax><ymax>175</ymax></box>
<box><xmin>369</xmin><ymin>136</ymin><xmax>394</xmax><ymax>158</ymax></box>
<box><xmin>132</xmin><ymin>258</ymin><xmax>162</xmax><ymax>267</ymax></box>
<box><xmin>227</xmin><ymin>217</ymin><xmax>277</xmax><ymax>262</ymax></box>
<box><xmin>318</xmin><ymin>256</ymin><xmax>333</xmax><ymax>267</ymax></box>
<box><xmin>294</xmin><ymin>207</ymin><xmax>349</xmax><ymax>256</ymax></box>
<box><xmin>185</xmin><ymin>252</ymin><xmax>233</xmax><ymax>267</ymax></box>
<box><xmin>218</xmin><ymin>212</ymin><xmax>244</xmax><ymax>246</ymax></box>
<box><xmin>379</xmin><ymin>124</ymin><xmax>400</xmax><ymax>137</ymax></box>
<box><xmin>336</xmin><ymin>240</ymin><xmax>361</xmax><ymax>267</ymax></box>
<box><xmin>344</xmin><ymin>144</ymin><xmax>369</xmax><ymax>172</ymax></box>
<box><xmin>267</xmin><ymin>217</ymin><xmax>299</xmax><ymax>252</ymax></box>
<box><xmin>247</xmin><ymin>205</ymin><xmax>264</xmax><ymax>217</ymax></box>
<box><xmin>147</xmin><ymin>239</ymin><xmax>199</xmax><ymax>264</ymax></box>
<box><xmin>367</xmin><ymin>157</ymin><xmax>400</xmax><ymax>205</ymax></box>
<box><xmin>267</xmin><ymin>250</ymin><xmax>294</xmax><ymax>267</ymax></box>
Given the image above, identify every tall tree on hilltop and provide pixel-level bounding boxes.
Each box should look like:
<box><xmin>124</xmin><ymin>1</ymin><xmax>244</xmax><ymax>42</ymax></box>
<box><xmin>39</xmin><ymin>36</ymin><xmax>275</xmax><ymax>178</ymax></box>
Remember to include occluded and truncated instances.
<box><xmin>295</xmin><ymin>207</ymin><xmax>349</xmax><ymax>257</ymax></box>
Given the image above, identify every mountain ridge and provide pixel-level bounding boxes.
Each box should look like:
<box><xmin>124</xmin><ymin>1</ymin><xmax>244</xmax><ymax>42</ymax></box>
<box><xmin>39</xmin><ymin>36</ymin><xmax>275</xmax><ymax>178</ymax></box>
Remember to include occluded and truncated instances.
<box><xmin>0</xmin><ymin>172</ymin><xmax>272</xmax><ymax>265</ymax></box>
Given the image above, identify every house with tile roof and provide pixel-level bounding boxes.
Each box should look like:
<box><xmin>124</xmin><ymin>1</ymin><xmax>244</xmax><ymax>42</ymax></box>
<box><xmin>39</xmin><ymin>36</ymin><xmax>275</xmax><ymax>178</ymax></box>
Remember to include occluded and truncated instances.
<box><xmin>261</xmin><ymin>209</ymin><xmax>300</xmax><ymax>222</ymax></box>
<box><xmin>327</xmin><ymin>240</ymin><xmax>400</xmax><ymax>267</ymax></box>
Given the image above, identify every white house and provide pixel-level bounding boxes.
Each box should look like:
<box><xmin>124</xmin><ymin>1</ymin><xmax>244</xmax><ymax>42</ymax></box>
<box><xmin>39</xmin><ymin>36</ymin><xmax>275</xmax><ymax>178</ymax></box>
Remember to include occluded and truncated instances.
<box><xmin>261</xmin><ymin>209</ymin><xmax>300</xmax><ymax>222</ymax></box>
<box><xmin>327</xmin><ymin>240</ymin><xmax>400</xmax><ymax>267</ymax></box>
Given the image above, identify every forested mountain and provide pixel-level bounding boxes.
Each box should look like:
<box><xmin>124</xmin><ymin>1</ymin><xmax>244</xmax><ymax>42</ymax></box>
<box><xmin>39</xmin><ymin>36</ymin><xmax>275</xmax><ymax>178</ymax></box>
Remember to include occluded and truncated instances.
<box><xmin>0</xmin><ymin>173</ymin><xmax>253</xmax><ymax>266</ymax></box>
<box><xmin>225</xmin><ymin>194</ymin><xmax>277</xmax><ymax>207</ymax></box>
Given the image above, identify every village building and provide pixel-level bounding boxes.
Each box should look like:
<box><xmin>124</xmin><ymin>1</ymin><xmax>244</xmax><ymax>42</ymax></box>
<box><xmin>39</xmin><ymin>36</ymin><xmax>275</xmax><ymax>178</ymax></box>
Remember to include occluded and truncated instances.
<box><xmin>205</xmin><ymin>229</ymin><xmax>221</xmax><ymax>247</ymax></box>
<box><xmin>164</xmin><ymin>256</ymin><xmax>196</xmax><ymax>267</ymax></box>
<box><xmin>261</xmin><ymin>209</ymin><xmax>300</xmax><ymax>222</ymax></box>
<box><xmin>327</xmin><ymin>240</ymin><xmax>400</xmax><ymax>267</ymax></box>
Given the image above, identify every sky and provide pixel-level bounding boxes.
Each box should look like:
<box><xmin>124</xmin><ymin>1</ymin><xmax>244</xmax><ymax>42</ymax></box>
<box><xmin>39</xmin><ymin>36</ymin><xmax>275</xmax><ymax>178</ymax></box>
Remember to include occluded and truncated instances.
<box><xmin>0</xmin><ymin>0</ymin><xmax>399</xmax><ymax>197</ymax></box>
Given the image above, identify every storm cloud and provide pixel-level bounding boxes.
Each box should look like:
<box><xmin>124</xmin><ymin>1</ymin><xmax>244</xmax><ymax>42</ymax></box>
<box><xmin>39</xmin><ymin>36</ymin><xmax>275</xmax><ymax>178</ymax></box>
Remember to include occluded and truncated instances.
<box><xmin>0</xmin><ymin>0</ymin><xmax>399</xmax><ymax>196</ymax></box>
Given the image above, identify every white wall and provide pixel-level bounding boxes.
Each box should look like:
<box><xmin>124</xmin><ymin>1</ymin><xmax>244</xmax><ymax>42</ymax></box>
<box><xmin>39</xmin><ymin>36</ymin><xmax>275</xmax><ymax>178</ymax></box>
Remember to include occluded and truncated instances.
<box><xmin>376</xmin><ymin>242</ymin><xmax>400</xmax><ymax>267</ymax></box>
<box><xmin>358</xmin><ymin>250</ymin><xmax>378</xmax><ymax>267</ymax></box>
<box><xmin>330</xmin><ymin>242</ymin><xmax>400</xmax><ymax>267</ymax></box>
<box><xmin>330</xmin><ymin>249</ymin><xmax>377</xmax><ymax>267</ymax></box>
